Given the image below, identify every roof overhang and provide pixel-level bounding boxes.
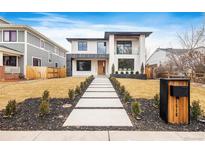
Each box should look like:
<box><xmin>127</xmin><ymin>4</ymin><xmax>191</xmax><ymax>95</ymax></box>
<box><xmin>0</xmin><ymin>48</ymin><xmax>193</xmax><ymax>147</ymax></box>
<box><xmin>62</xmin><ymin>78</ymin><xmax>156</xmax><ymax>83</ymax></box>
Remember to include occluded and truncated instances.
<box><xmin>0</xmin><ymin>46</ymin><xmax>23</xmax><ymax>56</ymax></box>
<box><xmin>104</xmin><ymin>32</ymin><xmax>152</xmax><ymax>39</ymax></box>
<box><xmin>66</xmin><ymin>38</ymin><xmax>106</xmax><ymax>42</ymax></box>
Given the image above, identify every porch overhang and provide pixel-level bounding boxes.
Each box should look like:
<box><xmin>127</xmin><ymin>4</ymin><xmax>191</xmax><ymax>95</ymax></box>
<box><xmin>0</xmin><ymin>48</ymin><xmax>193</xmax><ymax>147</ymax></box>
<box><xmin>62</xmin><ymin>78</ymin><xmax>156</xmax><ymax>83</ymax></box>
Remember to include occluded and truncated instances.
<box><xmin>69</xmin><ymin>54</ymin><xmax>109</xmax><ymax>59</ymax></box>
<box><xmin>0</xmin><ymin>45</ymin><xmax>23</xmax><ymax>56</ymax></box>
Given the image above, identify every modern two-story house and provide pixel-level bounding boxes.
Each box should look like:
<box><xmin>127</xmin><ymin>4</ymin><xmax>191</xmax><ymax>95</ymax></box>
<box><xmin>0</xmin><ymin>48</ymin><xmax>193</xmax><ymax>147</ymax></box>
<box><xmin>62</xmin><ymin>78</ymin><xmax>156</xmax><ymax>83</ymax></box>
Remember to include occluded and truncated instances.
<box><xmin>66</xmin><ymin>31</ymin><xmax>152</xmax><ymax>76</ymax></box>
<box><xmin>0</xmin><ymin>18</ymin><xmax>67</xmax><ymax>80</ymax></box>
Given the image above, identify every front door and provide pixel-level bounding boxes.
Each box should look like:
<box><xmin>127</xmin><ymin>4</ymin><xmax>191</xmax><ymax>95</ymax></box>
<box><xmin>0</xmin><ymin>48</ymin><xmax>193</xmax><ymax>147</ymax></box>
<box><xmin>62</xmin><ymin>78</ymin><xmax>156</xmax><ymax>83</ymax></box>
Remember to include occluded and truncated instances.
<box><xmin>98</xmin><ymin>60</ymin><xmax>106</xmax><ymax>75</ymax></box>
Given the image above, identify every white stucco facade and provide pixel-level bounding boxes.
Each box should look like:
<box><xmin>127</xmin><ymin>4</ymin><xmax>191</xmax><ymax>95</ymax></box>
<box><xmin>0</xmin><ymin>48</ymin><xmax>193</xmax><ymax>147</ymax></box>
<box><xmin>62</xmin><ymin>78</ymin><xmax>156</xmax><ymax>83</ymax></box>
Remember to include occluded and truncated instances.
<box><xmin>67</xmin><ymin>32</ymin><xmax>152</xmax><ymax>76</ymax></box>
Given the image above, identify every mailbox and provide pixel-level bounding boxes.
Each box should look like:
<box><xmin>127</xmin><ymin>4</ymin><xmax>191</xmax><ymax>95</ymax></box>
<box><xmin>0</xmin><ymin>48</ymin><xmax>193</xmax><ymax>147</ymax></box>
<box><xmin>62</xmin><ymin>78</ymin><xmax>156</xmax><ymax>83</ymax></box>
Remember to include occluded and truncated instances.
<box><xmin>160</xmin><ymin>78</ymin><xmax>190</xmax><ymax>124</ymax></box>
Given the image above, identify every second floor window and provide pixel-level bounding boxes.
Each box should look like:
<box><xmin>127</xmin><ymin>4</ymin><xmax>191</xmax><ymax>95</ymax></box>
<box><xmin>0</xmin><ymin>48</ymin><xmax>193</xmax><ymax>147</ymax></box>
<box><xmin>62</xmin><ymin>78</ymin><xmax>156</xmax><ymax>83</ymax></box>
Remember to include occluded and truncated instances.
<box><xmin>3</xmin><ymin>30</ymin><xmax>17</xmax><ymax>42</ymax></box>
<box><xmin>97</xmin><ymin>42</ymin><xmax>106</xmax><ymax>54</ymax></box>
<box><xmin>40</xmin><ymin>40</ymin><xmax>45</xmax><ymax>48</ymax></box>
<box><xmin>78</xmin><ymin>41</ymin><xmax>87</xmax><ymax>51</ymax></box>
<box><xmin>117</xmin><ymin>41</ymin><xmax>132</xmax><ymax>54</ymax></box>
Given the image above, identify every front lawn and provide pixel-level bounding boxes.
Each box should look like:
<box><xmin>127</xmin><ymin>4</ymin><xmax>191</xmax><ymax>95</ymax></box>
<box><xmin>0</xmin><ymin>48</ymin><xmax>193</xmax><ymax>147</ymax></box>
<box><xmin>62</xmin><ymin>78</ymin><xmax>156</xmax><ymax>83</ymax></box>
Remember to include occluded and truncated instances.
<box><xmin>0</xmin><ymin>77</ymin><xmax>85</xmax><ymax>110</ymax></box>
<box><xmin>117</xmin><ymin>78</ymin><xmax>205</xmax><ymax>111</ymax></box>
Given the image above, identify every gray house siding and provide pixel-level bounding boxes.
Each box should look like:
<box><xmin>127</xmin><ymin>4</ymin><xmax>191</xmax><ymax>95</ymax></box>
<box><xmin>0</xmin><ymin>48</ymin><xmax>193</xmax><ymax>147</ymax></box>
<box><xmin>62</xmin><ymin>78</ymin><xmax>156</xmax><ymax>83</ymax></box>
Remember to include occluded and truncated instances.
<box><xmin>27</xmin><ymin>32</ymin><xmax>40</xmax><ymax>47</ymax></box>
<box><xmin>0</xmin><ymin>43</ymin><xmax>25</xmax><ymax>53</ymax></box>
<box><xmin>18</xmin><ymin>30</ymin><xmax>25</xmax><ymax>42</ymax></box>
<box><xmin>18</xmin><ymin>56</ymin><xmax>24</xmax><ymax>74</ymax></box>
<box><xmin>45</xmin><ymin>42</ymin><xmax>55</xmax><ymax>52</ymax></box>
<box><xmin>27</xmin><ymin>44</ymin><xmax>65</xmax><ymax>68</ymax></box>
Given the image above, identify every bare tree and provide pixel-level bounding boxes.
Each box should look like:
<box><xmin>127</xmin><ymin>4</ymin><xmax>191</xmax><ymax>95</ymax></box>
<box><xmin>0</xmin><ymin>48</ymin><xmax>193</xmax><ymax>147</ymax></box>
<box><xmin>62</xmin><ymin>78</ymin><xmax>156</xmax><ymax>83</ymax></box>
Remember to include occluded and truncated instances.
<box><xmin>168</xmin><ymin>24</ymin><xmax>205</xmax><ymax>75</ymax></box>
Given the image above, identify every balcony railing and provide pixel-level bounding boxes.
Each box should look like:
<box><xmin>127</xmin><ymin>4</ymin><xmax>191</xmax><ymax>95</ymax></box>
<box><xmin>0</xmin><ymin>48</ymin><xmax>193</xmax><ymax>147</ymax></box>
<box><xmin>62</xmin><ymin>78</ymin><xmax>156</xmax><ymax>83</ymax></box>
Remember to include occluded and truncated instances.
<box><xmin>115</xmin><ymin>49</ymin><xmax>140</xmax><ymax>55</ymax></box>
<box><xmin>4</xmin><ymin>66</ymin><xmax>20</xmax><ymax>74</ymax></box>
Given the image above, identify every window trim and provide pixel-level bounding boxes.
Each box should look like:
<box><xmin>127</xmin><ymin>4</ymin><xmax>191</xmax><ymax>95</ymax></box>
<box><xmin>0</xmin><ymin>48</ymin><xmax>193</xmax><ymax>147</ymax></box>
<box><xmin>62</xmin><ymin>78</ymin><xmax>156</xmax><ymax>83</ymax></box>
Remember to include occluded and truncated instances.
<box><xmin>118</xmin><ymin>58</ymin><xmax>134</xmax><ymax>71</ymax></box>
<box><xmin>97</xmin><ymin>41</ymin><xmax>107</xmax><ymax>54</ymax></box>
<box><xmin>3</xmin><ymin>30</ymin><xmax>17</xmax><ymax>42</ymax></box>
<box><xmin>78</xmin><ymin>41</ymin><xmax>87</xmax><ymax>51</ymax></box>
<box><xmin>76</xmin><ymin>60</ymin><xmax>91</xmax><ymax>71</ymax></box>
<box><xmin>3</xmin><ymin>56</ymin><xmax>18</xmax><ymax>67</ymax></box>
<box><xmin>32</xmin><ymin>56</ymin><xmax>42</xmax><ymax>67</ymax></box>
<box><xmin>116</xmin><ymin>41</ymin><xmax>132</xmax><ymax>54</ymax></box>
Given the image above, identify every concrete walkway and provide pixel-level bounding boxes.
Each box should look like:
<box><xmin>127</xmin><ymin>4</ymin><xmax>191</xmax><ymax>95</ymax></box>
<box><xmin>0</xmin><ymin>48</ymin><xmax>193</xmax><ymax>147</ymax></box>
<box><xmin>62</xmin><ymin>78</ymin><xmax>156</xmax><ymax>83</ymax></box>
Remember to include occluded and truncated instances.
<box><xmin>63</xmin><ymin>77</ymin><xmax>132</xmax><ymax>127</ymax></box>
<box><xmin>1</xmin><ymin>131</ymin><xmax>205</xmax><ymax>141</ymax></box>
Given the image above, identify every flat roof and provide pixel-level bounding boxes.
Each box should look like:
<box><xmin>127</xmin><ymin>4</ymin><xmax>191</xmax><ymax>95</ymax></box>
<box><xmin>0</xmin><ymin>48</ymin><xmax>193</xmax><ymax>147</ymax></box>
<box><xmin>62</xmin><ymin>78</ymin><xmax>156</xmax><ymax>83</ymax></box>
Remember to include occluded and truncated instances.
<box><xmin>66</xmin><ymin>38</ymin><xmax>106</xmax><ymax>42</ymax></box>
<box><xmin>66</xmin><ymin>31</ymin><xmax>152</xmax><ymax>41</ymax></box>
<box><xmin>104</xmin><ymin>31</ymin><xmax>152</xmax><ymax>39</ymax></box>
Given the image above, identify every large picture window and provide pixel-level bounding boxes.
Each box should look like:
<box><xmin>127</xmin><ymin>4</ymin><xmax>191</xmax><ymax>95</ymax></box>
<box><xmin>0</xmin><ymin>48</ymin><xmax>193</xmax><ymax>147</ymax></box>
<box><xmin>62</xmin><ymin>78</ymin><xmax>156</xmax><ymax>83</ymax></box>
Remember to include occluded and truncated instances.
<box><xmin>77</xmin><ymin>60</ymin><xmax>91</xmax><ymax>71</ymax></box>
<box><xmin>33</xmin><ymin>57</ymin><xmax>41</xmax><ymax>66</ymax></box>
<box><xmin>3</xmin><ymin>30</ymin><xmax>17</xmax><ymax>42</ymax></box>
<box><xmin>78</xmin><ymin>41</ymin><xmax>87</xmax><ymax>51</ymax></box>
<box><xmin>3</xmin><ymin>56</ymin><xmax>17</xmax><ymax>66</ymax></box>
<box><xmin>117</xmin><ymin>41</ymin><xmax>132</xmax><ymax>54</ymax></box>
<box><xmin>118</xmin><ymin>59</ymin><xmax>134</xmax><ymax>70</ymax></box>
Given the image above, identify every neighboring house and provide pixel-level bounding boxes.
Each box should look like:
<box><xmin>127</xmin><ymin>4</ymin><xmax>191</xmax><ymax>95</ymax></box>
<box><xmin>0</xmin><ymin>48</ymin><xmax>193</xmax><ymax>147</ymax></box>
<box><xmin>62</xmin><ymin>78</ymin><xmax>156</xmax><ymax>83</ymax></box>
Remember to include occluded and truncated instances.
<box><xmin>0</xmin><ymin>18</ymin><xmax>67</xmax><ymax>80</ymax></box>
<box><xmin>66</xmin><ymin>31</ymin><xmax>152</xmax><ymax>76</ymax></box>
<box><xmin>146</xmin><ymin>48</ymin><xmax>187</xmax><ymax>66</ymax></box>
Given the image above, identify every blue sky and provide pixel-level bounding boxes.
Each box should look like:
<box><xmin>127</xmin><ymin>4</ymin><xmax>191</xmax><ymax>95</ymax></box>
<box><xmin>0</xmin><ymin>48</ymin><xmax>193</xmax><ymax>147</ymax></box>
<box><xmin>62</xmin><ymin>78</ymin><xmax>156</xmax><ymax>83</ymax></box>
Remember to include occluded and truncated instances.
<box><xmin>0</xmin><ymin>12</ymin><xmax>204</xmax><ymax>55</ymax></box>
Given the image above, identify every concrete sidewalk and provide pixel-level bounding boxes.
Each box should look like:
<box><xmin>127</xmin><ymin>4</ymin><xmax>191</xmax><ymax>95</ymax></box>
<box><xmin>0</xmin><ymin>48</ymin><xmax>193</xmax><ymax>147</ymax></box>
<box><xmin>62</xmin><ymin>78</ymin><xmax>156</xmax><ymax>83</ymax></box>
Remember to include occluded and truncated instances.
<box><xmin>0</xmin><ymin>131</ymin><xmax>205</xmax><ymax>141</ymax></box>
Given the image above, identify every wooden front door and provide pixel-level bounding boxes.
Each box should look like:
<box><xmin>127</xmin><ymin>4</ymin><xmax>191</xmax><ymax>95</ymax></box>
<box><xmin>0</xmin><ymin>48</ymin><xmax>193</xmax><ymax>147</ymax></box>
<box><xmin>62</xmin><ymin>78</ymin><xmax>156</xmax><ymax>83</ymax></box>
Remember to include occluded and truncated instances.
<box><xmin>98</xmin><ymin>60</ymin><xmax>106</xmax><ymax>75</ymax></box>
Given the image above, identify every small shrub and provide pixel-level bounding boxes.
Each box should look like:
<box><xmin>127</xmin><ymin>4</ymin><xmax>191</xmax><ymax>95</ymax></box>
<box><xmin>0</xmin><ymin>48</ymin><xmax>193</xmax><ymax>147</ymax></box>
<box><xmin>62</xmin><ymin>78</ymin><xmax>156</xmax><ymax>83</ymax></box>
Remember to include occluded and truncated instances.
<box><xmin>120</xmin><ymin>85</ymin><xmax>125</xmax><ymax>95</ymax></box>
<box><xmin>115</xmin><ymin>71</ymin><xmax>118</xmax><ymax>74</ymax></box>
<box><xmin>123</xmin><ymin>91</ymin><xmax>132</xmax><ymax>102</ymax></box>
<box><xmin>120</xmin><ymin>72</ymin><xmax>124</xmax><ymax>74</ymax></box>
<box><xmin>39</xmin><ymin>100</ymin><xmax>49</xmax><ymax>117</ymax></box>
<box><xmin>141</xmin><ymin>63</ymin><xmax>144</xmax><ymax>74</ymax></box>
<box><xmin>18</xmin><ymin>73</ymin><xmax>25</xmax><ymax>80</ymax></box>
<box><xmin>5</xmin><ymin>100</ymin><xmax>17</xmax><ymax>117</ymax></box>
<box><xmin>39</xmin><ymin>90</ymin><xmax>50</xmax><ymax>117</ymax></box>
<box><xmin>191</xmin><ymin>100</ymin><xmax>203</xmax><ymax>120</ymax></box>
<box><xmin>153</xmin><ymin>93</ymin><xmax>160</xmax><ymax>107</ymax></box>
<box><xmin>135</xmin><ymin>71</ymin><xmax>139</xmax><ymax>75</ymax></box>
<box><xmin>126</xmin><ymin>71</ymin><xmax>129</xmax><ymax>74</ymax></box>
<box><xmin>42</xmin><ymin>90</ymin><xmax>49</xmax><ymax>102</ymax></box>
<box><xmin>130</xmin><ymin>71</ymin><xmax>134</xmax><ymax>74</ymax></box>
<box><xmin>80</xmin><ymin>82</ymin><xmax>85</xmax><ymax>91</ymax></box>
<box><xmin>68</xmin><ymin>89</ymin><xmax>75</xmax><ymax>101</ymax></box>
<box><xmin>131</xmin><ymin>102</ymin><xmax>141</xmax><ymax>118</ymax></box>
<box><xmin>112</xmin><ymin>64</ymin><xmax>115</xmax><ymax>74</ymax></box>
<box><xmin>75</xmin><ymin>85</ymin><xmax>81</xmax><ymax>96</ymax></box>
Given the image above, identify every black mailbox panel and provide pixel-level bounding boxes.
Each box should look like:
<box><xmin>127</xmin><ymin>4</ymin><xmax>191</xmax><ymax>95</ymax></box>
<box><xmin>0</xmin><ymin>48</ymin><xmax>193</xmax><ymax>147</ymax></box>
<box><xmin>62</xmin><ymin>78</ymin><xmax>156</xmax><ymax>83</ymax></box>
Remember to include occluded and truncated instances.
<box><xmin>170</xmin><ymin>86</ymin><xmax>188</xmax><ymax>97</ymax></box>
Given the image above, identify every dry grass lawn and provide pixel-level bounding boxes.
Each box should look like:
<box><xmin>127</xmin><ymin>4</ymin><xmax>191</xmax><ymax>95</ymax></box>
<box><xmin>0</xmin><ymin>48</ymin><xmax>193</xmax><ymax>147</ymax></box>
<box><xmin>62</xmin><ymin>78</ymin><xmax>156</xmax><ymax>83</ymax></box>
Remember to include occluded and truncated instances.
<box><xmin>0</xmin><ymin>77</ymin><xmax>85</xmax><ymax>110</ymax></box>
<box><xmin>117</xmin><ymin>78</ymin><xmax>205</xmax><ymax>111</ymax></box>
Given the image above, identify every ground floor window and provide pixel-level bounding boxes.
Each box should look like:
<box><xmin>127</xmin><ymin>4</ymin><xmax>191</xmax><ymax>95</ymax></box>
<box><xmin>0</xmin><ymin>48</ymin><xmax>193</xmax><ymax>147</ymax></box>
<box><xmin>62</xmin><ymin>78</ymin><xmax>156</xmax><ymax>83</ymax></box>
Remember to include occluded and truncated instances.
<box><xmin>33</xmin><ymin>57</ymin><xmax>41</xmax><ymax>66</ymax></box>
<box><xmin>77</xmin><ymin>60</ymin><xmax>91</xmax><ymax>71</ymax></box>
<box><xmin>118</xmin><ymin>59</ymin><xmax>134</xmax><ymax>71</ymax></box>
<box><xmin>3</xmin><ymin>56</ymin><xmax>17</xmax><ymax>66</ymax></box>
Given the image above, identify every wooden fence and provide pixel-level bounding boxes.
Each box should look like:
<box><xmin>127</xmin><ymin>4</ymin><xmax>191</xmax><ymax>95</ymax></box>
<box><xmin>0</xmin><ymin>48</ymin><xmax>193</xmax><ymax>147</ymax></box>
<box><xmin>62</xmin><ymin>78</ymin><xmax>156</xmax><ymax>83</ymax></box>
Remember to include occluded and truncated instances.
<box><xmin>26</xmin><ymin>66</ymin><xmax>66</xmax><ymax>80</ymax></box>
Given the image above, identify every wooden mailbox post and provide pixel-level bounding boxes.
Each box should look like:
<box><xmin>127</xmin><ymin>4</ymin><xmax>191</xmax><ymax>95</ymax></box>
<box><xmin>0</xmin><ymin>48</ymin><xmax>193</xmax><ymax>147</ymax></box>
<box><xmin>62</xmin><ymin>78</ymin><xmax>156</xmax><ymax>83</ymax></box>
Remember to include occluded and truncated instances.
<box><xmin>160</xmin><ymin>78</ymin><xmax>190</xmax><ymax>124</ymax></box>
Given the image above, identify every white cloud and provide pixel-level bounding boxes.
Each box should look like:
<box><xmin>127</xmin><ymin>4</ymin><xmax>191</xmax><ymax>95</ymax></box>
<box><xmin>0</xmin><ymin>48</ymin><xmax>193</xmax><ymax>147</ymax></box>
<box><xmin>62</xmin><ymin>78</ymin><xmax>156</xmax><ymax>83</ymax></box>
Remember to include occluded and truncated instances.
<box><xmin>18</xmin><ymin>13</ymin><xmax>202</xmax><ymax>56</ymax></box>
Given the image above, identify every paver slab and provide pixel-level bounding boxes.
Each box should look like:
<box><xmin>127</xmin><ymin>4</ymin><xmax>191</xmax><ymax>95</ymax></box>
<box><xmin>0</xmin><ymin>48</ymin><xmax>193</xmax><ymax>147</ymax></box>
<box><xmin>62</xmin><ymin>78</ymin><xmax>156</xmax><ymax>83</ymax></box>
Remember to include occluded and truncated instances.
<box><xmin>89</xmin><ymin>84</ymin><xmax>113</xmax><ymax>88</ymax></box>
<box><xmin>86</xmin><ymin>87</ymin><xmax>115</xmax><ymax>92</ymax></box>
<box><xmin>76</xmin><ymin>98</ymin><xmax>123</xmax><ymax>107</ymax></box>
<box><xmin>82</xmin><ymin>92</ymin><xmax>118</xmax><ymax>98</ymax></box>
<box><xmin>63</xmin><ymin>109</ymin><xmax>132</xmax><ymax>127</ymax></box>
<box><xmin>91</xmin><ymin>83</ymin><xmax>112</xmax><ymax>85</ymax></box>
<box><xmin>34</xmin><ymin>131</ymin><xmax>108</xmax><ymax>141</ymax></box>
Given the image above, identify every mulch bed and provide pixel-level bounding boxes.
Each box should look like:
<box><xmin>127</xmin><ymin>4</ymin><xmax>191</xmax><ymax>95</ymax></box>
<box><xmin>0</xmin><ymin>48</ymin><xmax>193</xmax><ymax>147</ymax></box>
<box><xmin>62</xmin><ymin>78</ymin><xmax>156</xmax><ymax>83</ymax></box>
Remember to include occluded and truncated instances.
<box><xmin>0</xmin><ymin>98</ymin><xmax>77</xmax><ymax>130</ymax></box>
<box><xmin>110</xmin><ymin>77</ymin><xmax>205</xmax><ymax>131</ymax></box>
<box><xmin>123</xmin><ymin>99</ymin><xmax>205</xmax><ymax>131</ymax></box>
<box><xmin>0</xmin><ymin>77</ymin><xmax>94</xmax><ymax>130</ymax></box>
